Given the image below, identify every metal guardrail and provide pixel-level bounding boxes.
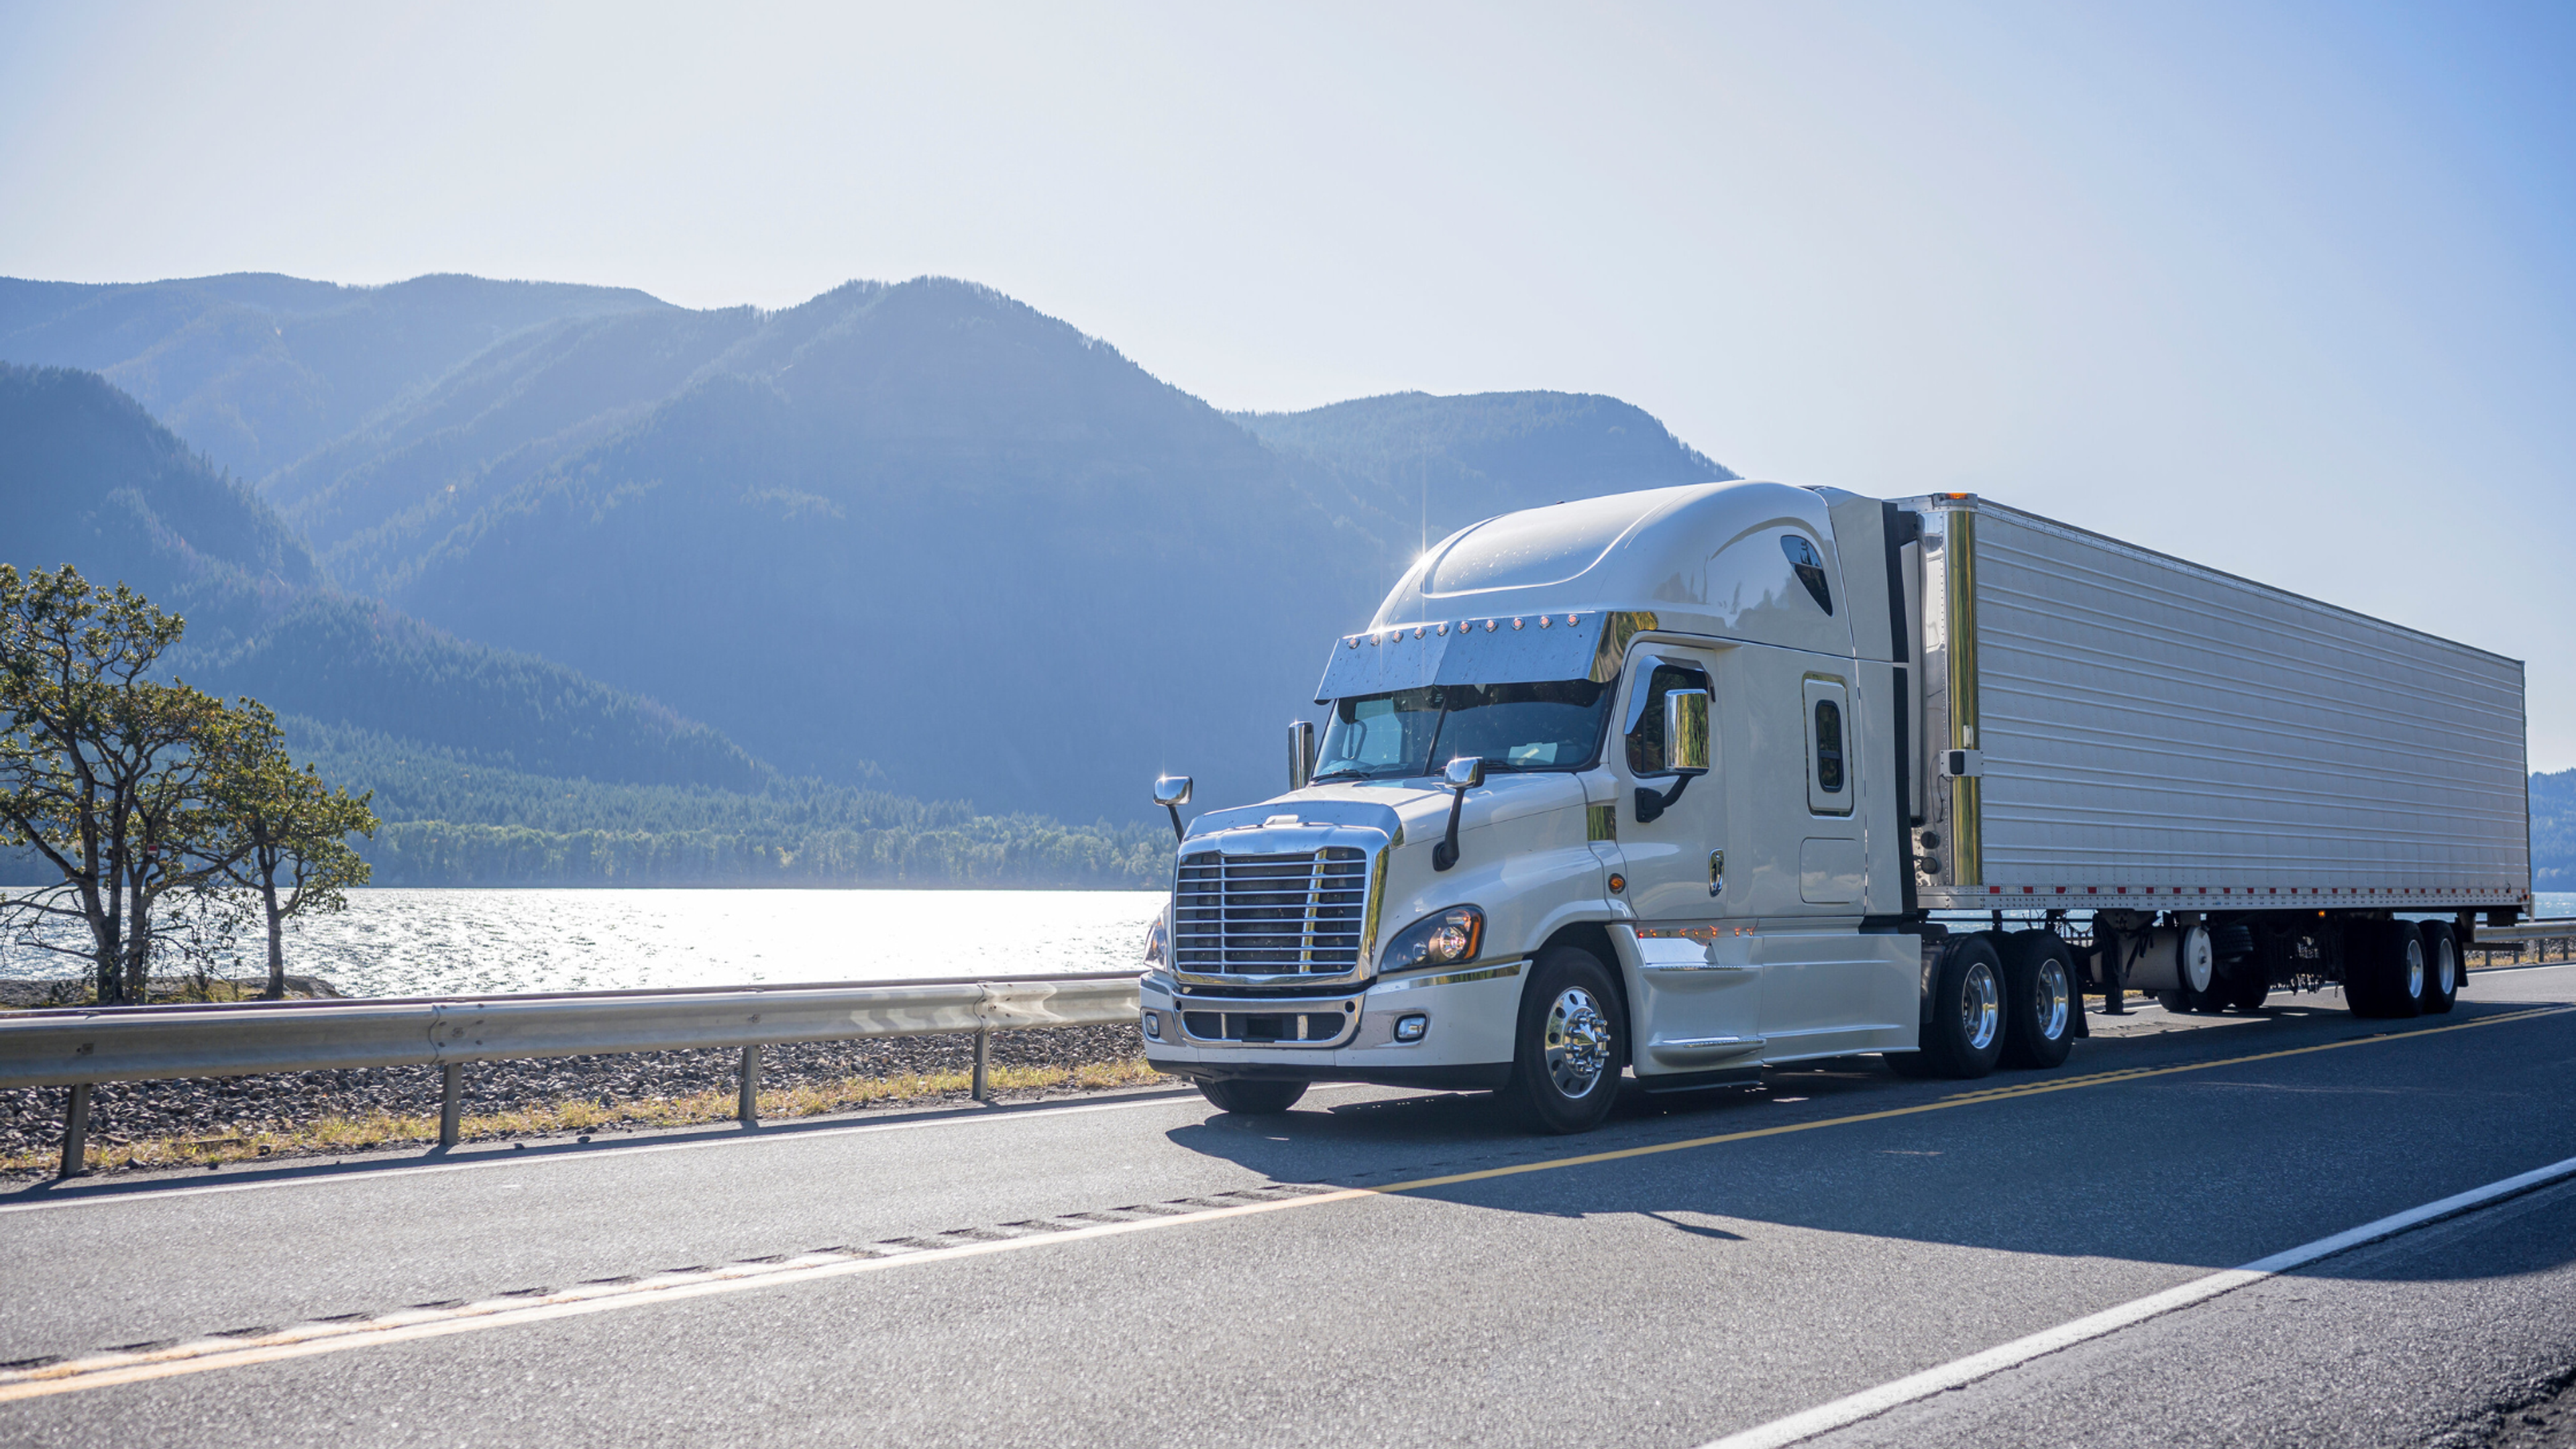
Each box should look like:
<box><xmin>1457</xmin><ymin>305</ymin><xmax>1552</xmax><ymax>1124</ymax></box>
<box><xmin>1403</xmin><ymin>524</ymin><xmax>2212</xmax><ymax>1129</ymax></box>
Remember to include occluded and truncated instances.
<box><xmin>1</xmin><ymin>973</ymin><xmax>1144</xmax><ymax>1179</ymax></box>
<box><xmin>2469</xmin><ymin>918</ymin><xmax>2576</xmax><ymax>962</ymax></box>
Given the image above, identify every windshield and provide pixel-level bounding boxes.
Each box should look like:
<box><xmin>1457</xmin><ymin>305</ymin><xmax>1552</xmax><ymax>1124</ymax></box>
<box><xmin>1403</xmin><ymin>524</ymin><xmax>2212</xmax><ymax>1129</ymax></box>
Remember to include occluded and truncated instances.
<box><xmin>1312</xmin><ymin>679</ymin><xmax>1612</xmax><ymax>782</ymax></box>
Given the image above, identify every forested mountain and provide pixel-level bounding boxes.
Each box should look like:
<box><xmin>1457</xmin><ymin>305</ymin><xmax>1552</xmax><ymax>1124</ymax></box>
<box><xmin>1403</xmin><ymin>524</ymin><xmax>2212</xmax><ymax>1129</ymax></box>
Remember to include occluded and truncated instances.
<box><xmin>0</xmin><ymin>274</ymin><xmax>668</xmax><ymax>483</ymax></box>
<box><xmin>1</xmin><ymin>363</ymin><xmax>764</xmax><ymax>792</ymax></box>
<box><xmin>357</xmin><ymin>280</ymin><xmax>1393</xmax><ymax>818</ymax></box>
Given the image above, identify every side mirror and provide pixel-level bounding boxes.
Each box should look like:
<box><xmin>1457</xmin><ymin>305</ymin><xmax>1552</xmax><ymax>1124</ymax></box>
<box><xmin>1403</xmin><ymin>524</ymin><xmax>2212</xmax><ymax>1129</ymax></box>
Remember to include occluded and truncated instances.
<box><xmin>1636</xmin><ymin>689</ymin><xmax>1711</xmax><ymax>825</ymax></box>
<box><xmin>1662</xmin><ymin>689</ymin><xmax>1711</xmax><ymax>776</ymax></box>
<box><xmin>1288</xmin><ymin>720</ymin><xmax>1316</xmax><ymax>791</ymax></box>
<box><xmin>1152</xmin><ymin>774</ymin><xmax>1193</xmax><ymax>841</ymax></box>
<box><xmin>1434</xmin><ymin>756</ymin><xmax>1483</xmax><ymax>871</ymax></box>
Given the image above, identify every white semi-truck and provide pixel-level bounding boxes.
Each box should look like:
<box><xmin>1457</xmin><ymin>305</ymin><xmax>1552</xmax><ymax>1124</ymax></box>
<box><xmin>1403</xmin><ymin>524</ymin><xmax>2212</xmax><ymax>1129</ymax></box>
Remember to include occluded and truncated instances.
<box><xmin>1138</xmin><ymin>482</ymin><xmax>2531</xmax><ymax>1132</ymax></box>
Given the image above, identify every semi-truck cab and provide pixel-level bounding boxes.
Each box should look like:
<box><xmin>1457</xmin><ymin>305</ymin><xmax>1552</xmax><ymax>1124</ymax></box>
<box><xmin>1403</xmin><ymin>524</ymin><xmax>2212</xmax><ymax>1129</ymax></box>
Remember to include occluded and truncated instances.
<box><xmin>1137</xmin><ymin>480</ymin><xmax>2530</xmax><ymax>1132</ymax></box>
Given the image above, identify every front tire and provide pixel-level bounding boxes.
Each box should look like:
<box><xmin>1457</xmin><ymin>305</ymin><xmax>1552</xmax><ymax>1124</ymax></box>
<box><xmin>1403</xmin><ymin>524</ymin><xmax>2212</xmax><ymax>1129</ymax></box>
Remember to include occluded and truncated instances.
<box><xmin>2000</xmin><ymin>930</ymin><xmax>2076</xmax><ymax>1069</ymax></box>
<box><xmin>1197</xmin><ymin>1079</ymin><xmax>1307</xmax><ymax>1115</ymax></box>
<box><xmin>1499</xmin><ymin>947</ymin><xmax>1624</xmax><ymax>1134</ymax></box>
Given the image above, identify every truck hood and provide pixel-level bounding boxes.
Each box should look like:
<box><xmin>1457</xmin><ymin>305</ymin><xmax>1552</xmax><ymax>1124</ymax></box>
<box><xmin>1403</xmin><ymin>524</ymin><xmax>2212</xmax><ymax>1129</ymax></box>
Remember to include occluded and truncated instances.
<box><xmin>1181</xmin><ymin>774</ymin><xmax>1582</xmax><ymax>853</ymax></box>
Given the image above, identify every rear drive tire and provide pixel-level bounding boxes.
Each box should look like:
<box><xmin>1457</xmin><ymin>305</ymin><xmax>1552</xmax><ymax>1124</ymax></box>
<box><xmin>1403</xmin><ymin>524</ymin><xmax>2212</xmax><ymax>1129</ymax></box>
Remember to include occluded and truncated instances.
<box><xmin>1196</xmin><ymin>1079</ymin><xmax>1308</xmax><ymax>1115</ymax></box>
<box><xmin>1499</xmin><ymin>947</ymin><xmax>1624</xmax><ymax>1134</ymax></box>
<box><xmin>1913</xmin><ymin>936</ymin><xmax>2006</xmax><ymax>1079</ymax></box>
<box><xmin>2419</xmin><ymin>921</ymin><xmax>2459</xmax><ymax>1014</ymax></box>
<box><xmin>2347</xmin><ymin>921</ymin><xmax>2426</xmax><ymax>1020</ymax></box>
<box><xmin>2000</xmin><ymin>930</ymin><xmax>2076</xmax><ymax>1069</ymax></box>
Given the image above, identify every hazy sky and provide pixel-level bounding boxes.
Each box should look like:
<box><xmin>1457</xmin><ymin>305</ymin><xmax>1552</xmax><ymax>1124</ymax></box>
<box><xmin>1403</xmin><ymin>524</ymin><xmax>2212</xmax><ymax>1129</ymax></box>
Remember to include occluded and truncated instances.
<box><xmin>4</xmin><ymin>1</ymin><xmax>2571</xmax><ymax>767</ymax></box>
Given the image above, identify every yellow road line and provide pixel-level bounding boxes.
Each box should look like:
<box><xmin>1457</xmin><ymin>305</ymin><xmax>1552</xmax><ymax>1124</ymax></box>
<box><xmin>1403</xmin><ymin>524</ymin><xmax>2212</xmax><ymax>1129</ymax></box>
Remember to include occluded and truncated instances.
<box><xmin>5</xmin><ymin>1002</ymin><xmax>2567</xmax><ymax>1405</ymax></box>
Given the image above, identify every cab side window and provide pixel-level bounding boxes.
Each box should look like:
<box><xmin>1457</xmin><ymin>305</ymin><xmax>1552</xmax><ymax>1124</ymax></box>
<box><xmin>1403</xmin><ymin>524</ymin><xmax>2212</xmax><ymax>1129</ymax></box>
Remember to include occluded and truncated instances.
<box><xmin>1625</xmin><ymin>663</ymin><xmax>1712</xmax><ymax>775</ymax></box>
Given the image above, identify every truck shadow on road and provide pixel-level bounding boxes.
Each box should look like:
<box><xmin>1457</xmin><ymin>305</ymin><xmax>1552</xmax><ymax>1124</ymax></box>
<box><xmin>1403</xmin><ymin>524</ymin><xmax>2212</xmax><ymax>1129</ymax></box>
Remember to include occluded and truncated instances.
<box><xmin>1163</xmin><ymin>993</ymin><xmax>2576</xmax><ymax>1282</ymax></box>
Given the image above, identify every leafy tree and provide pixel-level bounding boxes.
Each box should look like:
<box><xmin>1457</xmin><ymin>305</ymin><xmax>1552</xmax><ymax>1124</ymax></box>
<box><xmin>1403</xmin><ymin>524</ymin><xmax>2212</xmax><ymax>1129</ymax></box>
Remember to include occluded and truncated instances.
<box><xmin>0</xmin><ymin>565</ymin><xmax>254</xmax><ymax>1002</ymax></box>
<box><xmin>205</xmin><ymin>702</ymin><xmax>378</xmax><ymax>998</ymax></box>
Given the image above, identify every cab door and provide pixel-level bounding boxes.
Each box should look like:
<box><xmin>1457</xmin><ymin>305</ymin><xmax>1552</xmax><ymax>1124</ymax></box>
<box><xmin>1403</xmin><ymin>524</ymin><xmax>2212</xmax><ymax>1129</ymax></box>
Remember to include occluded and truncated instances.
<box><xmin>1613</xmin><ymin>646</ymin><xmax>1762</xmax><ymax>1077</ymax></box>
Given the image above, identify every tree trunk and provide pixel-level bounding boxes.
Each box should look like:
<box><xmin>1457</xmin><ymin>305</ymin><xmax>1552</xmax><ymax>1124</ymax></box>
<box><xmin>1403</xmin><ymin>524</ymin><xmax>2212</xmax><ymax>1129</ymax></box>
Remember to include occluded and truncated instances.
<box><xmin>121</xmin><ymin>877</ymin><xmax>154</xmax><ymax>1005</ymax></box>
<box><xmin>264</xmin><ymin>875</ymin><xmax>286</xmax><ymax>1000</ymax></box>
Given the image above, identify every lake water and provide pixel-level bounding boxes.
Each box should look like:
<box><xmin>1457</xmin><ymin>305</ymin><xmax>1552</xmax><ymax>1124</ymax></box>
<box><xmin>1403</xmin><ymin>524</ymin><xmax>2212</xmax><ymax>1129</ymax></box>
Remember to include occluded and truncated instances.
<box><xmin>4</xmin><ymin>888</ymin><xmax>2568</xmax><ymax>1000</ymax></box>
<box><xmin>0</xmin><ymin>888</ymin><xmax>1167</xmax><ymax>998</ymax></box>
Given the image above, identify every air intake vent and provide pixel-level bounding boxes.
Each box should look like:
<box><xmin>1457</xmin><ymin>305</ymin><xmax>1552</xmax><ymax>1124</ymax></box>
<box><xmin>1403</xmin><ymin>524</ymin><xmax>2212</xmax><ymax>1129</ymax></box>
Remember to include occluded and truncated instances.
<box><xmin>1173</xmin><ymin>847</ymin><xmax>1372</xmax><ymax>975</ymax></box>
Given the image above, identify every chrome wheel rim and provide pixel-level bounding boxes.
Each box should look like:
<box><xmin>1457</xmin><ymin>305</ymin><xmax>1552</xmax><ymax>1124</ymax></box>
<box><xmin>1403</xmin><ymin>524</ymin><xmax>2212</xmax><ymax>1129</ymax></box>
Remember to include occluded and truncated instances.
<box><xmin>2436</xmin><ymin>938</ymin><xmax>2456</xmax><ymax>996</ymax></box>
<box><xmin>1543</xmin><ymin>986</ymin><xmax>1612</xmax><ymax>1099</ymax></box>
<box><xmin>2405</xmin><ymin>938</ymin><xmax>2425</xmax><ymax>999</ymax></box>
<box><xmin>1962</xmin><ymin>963</ymin><xmax>2000</xmax><ymax>1051</ymax></box>
<box><xmin>2036</xmin><ymin>959</ymin><xmax>2071</xmax><ymax>1040</ymax></box>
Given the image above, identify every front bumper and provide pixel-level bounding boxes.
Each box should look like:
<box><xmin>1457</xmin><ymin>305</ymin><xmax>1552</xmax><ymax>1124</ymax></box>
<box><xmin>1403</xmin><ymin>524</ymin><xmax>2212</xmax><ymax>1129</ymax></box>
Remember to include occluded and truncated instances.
<box><xmin>1140</xmin><ymin>959</ymin><xmax>1526</xmax><ymax>1091</ymax></box>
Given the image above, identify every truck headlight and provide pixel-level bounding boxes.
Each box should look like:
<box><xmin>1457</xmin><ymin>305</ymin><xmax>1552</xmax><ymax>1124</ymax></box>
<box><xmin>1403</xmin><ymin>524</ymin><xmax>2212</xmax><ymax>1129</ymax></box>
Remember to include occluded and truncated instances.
<box><xmin>1142</xmin><ymin>912</ymin><xmax>1168</xmax><ymax>966</ymax></box>
<box><xmin>1382</xmin><ymin>906</ymin><xmax>1484</xmax><ymax>973</ymax></box>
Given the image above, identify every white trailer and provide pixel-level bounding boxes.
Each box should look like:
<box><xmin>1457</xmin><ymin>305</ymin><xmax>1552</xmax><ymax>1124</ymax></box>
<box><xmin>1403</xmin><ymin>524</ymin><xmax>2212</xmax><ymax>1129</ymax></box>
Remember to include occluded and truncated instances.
<box><xmin>1138</xmin><ymin>482</ymin><xmax>2530</xmax><ymax>1132</ymax></box>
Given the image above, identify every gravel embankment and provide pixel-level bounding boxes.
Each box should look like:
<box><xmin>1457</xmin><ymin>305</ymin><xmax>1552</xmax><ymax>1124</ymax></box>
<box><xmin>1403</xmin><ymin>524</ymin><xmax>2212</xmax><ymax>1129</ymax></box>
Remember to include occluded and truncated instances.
<box><xmin>0</xmin><ymin>1022</ymin><xmax>1156</xmax><ymax>1165</ymax></box>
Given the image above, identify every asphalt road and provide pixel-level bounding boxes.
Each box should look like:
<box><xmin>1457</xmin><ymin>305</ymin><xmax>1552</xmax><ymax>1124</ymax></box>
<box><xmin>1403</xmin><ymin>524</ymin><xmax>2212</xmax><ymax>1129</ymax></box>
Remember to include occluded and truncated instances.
<box><xmin>6</xmin><ymin>964</ymin><xmax>2575</xmax><ymax>1449</ymax></box>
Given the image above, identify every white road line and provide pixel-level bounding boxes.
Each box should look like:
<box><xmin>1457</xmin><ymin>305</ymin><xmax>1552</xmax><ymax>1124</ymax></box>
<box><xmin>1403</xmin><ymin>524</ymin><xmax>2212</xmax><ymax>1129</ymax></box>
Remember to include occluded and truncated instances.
<box><xmin>1695</xmin><ymin>1154</ymin><xmax>2576</xmax><ymax>1449</ymax></box>
<box><xmin>0</xmin><ymin>1087</ymin><xmax>1224</xmax><ymax>1215</ymax></box>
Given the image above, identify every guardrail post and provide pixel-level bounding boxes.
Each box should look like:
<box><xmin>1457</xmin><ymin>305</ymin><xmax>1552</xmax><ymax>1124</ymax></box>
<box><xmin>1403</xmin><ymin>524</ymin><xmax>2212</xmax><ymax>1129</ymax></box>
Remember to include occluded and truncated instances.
<box><xmin>972</xmin><ymin>1027</ymin><xmax>992</xmax><ymax>1102</ymax></box>
<box><xmin>59</xmin><ymin>1083</ymin><xmax>92</xmax><ymax>1178</ymax></box>
<box><xmin>738</xmin><ymin>1044</ymin><xmax>761</xmax><ymax>1126</ymax></box>
<box><xmin>439</xmin><ymin>1063</ymin><xmax>463</xmax><ymax>1147</ymax></box>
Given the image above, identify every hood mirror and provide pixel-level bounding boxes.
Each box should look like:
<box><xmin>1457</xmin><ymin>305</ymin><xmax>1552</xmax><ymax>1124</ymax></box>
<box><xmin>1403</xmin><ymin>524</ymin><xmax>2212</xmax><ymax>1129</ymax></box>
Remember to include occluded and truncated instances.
<box><xmin>1152</xmin><ymin>774</ymin><xmax>1192</xmax><ymax>841</ymax></box>
<box><xmin>1433</xmin><ymin>755</ymin><xmax>1484</xmax><ymax>871</ymax></box>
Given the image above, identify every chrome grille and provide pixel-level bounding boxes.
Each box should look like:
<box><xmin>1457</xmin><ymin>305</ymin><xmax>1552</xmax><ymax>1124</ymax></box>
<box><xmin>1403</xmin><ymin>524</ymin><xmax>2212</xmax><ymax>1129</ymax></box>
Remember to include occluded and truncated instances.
<box><xmin>1173</xmin><ymin>847</ymin><xmax>1372</xmax><ymax>975</ymax></box>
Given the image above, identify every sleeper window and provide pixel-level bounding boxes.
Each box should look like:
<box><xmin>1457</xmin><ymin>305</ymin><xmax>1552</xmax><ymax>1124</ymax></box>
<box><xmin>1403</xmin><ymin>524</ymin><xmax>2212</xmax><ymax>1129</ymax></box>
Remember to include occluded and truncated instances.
<box><xmin>1801</xmin><ymin>676</ymin><xmax>1855</xmax><ymax>816</ymax></box>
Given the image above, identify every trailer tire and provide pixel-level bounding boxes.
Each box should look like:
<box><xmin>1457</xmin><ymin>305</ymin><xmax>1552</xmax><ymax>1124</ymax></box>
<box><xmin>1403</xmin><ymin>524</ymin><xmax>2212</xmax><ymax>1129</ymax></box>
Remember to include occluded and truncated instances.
<box><xmin>1499</xmin><ymin>947</ymin><xmax>1625</xmax><ymax>1134</ymax></box>
<box><xmin>1195</xmin><ymin>1079</ymin><xmax>1308</xmax><ymax>1115</ymax></box>
<box><xmin>1913</xmin><ymin>936</ymin><xmax>2006</xmax><ymax>1079</ymax></box>
<box><xmin>2347</xmin><ymin>921</ymin><xmax>2426</xmax><ymax>1020</ymax></box>
<box><xmin>2177</xmin><ymin>924</ymin><xmax>2229</xmax><ymax>1013</ymax></box>
<box><xmin>2224</xmin><ymin>965</ymin><xmax>2269</xmax><ymax>1012</ymax></box>
<box><xmin>2000</xmin><ymin>931</ymin><xmax>2076</xmax><ymax>1069</ymax></box>
<box><xmin>2419</xmin><ymin>921</ymin><xmax>2459</xmax><ymax>1014</ymax></box>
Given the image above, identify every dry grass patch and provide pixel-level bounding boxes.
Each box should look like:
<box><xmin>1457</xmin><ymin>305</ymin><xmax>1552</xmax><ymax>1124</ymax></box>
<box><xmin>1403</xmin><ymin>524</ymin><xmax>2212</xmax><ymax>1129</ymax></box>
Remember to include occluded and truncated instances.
<box><xmin>3</xmin><ymin>1055</ymin><xmax>1173</xmax><ymax>1177</ymax></box>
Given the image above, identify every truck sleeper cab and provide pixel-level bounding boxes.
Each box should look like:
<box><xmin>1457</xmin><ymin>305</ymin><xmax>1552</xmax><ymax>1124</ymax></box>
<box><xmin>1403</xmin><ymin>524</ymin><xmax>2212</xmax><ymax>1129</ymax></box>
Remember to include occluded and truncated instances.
<box><xmin>1138</xmin><ymin>480</ymin><xmax>2531</xmax><ymax>1133</ymax></box>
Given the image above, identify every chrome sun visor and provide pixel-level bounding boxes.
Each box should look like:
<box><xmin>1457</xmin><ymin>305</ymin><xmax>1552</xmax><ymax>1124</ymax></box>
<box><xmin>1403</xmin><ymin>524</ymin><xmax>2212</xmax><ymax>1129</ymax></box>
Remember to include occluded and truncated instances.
<box><xmin>1313</xmin><ymin>610</ymin><xmax>1656</xmax><ymax>703</ymax></box>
